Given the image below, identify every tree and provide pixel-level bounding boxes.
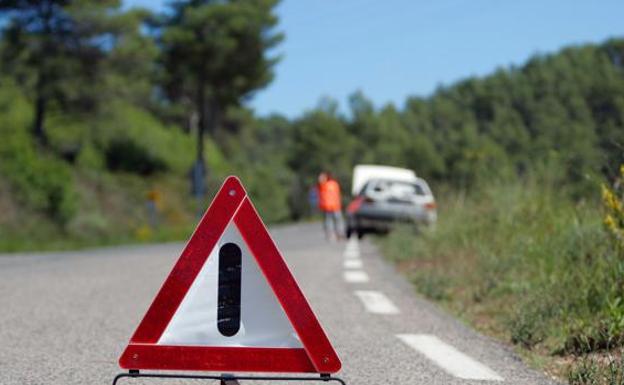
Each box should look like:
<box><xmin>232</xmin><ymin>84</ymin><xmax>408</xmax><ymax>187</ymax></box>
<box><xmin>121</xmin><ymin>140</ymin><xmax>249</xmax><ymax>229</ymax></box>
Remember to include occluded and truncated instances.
<box><xmin>0</xmin><ymin>0</ymin><xmax>129</xmax><ymax>145</ymax></box>
<box><xmin>100</xmin><ymin>7</ymin><xmax>159</xmax><ymax>110</ymax></box>
<box><xmin>159</xmin><ymin>0</ymin><xmax>283</xmax><ymax>173</ymax></box>
<box><xmin>289</xmin><ymin>108</ymin><xmax>355</xmax><ymax>189</ymax></box>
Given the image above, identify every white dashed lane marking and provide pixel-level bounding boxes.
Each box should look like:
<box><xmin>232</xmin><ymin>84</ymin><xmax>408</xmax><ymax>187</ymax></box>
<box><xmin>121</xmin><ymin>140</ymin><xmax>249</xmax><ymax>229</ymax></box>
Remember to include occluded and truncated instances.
<box><xmin>343</xmin><ymin>270</ymin><xmax>369</xmax><ymax>283</ymax></box>
<box><xmin>354</xmin><ymin>290</ymin><xmax>400</xmax><ymax>314</ymax></box>
<box><xmin>343</xmin><ymin>259</ymin><xmax>363</xmax><ymax>269</ymax></box>
<box><xmin>343</xmin><ymin>249</ymin><xmax>360</xmax><ymax>259</ymax></box>
<box><xmin>345</xmin><ymin>238</ymin><xmax>503</xmax><ymax>382</ymax></box>
<box><xmin>343</xmin><ymin>239</ymin><xmax>360</xmax><ymax>259</ymax></box>
<box><xmin>397</xmin><ymin>334</ymin><xmax>504</xmax><ymax>381</ymax></box>
<box><xmin>346</xmin><ymin>238</ymin><xmax>359</xmax><ymax>248</ymax></box>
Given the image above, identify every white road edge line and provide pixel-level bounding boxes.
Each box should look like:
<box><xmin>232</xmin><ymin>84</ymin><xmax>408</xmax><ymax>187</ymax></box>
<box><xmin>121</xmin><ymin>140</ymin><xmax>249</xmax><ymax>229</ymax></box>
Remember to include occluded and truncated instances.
<box><xmin>343</xmin><ymin>270</ymin><xmax>369</xmax><ymax>283</ymax></box>
<box><xmin>343</xmin><ymin>259</ymin><xmax>363</xmax><ymax>269</ymax></box>
<box><xmin>354</xmin><ymin>290</ymin><xmax>400</xmax><ymax>314</ymax></box>
<box><xmin>396</xmin><ymin>334</ymin><xmax>504</xmax><ymax>381</ymax></box>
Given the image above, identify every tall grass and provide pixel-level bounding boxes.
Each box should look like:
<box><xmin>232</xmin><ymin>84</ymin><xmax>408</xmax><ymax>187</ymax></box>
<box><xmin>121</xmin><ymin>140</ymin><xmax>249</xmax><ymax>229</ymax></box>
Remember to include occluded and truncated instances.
<box><xmin>380</xmin><ymin>176</ymin><xmax>624</xmax><ymax>382</ymax></box>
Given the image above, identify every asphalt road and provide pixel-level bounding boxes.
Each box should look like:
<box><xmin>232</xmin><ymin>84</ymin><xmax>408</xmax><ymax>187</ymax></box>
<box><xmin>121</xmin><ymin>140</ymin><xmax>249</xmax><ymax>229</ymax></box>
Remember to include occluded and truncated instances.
<box><xmin>0</xmin><ymin>222</ymin><xmax>558</xmax><ymax>385</ymax></box>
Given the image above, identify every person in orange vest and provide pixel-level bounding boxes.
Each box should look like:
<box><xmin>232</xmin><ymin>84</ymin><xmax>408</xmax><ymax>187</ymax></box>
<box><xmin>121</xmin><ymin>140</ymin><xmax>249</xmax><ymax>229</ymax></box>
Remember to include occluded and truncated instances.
<box><xmin>317</xmin><ymin>171</ymin><xmax>344</xmax><ymax>241</ymax></box>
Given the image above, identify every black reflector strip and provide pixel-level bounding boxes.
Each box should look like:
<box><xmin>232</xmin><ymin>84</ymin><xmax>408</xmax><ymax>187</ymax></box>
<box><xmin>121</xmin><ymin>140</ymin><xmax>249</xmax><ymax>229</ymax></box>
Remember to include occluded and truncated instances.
<box><xmin>217</xmin><ymin>242</ymin><xmax>242</xmax><ymax>337</ymax></box>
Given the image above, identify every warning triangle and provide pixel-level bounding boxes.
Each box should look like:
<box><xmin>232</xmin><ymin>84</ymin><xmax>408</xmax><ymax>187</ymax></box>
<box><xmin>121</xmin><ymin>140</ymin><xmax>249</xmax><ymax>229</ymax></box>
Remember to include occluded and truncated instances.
<box><xmin>118</xmin><ymin>176</ymin><xmax>341</xmax><ymax>373</ymax></box>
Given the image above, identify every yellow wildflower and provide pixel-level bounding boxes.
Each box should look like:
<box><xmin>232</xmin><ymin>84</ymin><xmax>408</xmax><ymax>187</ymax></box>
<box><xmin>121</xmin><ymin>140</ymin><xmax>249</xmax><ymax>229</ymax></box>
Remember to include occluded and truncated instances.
<box><xmin>604</xmin><ymin>214</ymin><xmax>617</xmax><ymax>232</ymax></box>
<box><xmin>602</xmin><ymin>165</ymin><xmax>624</xmax><ymax>249</ymax></box>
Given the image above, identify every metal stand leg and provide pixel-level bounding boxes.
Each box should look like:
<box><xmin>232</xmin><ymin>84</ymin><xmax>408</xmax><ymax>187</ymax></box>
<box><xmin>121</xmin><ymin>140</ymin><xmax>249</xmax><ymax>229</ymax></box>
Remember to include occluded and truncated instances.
<box><xmin>112</xmin><ymin>371</ymin><xmax>347</xmax><ymax>385</ymax></box>
<box><xmin>220</xmin><ymin>373</ymin><xmax>240</xmax><ymax>385</ymax></box>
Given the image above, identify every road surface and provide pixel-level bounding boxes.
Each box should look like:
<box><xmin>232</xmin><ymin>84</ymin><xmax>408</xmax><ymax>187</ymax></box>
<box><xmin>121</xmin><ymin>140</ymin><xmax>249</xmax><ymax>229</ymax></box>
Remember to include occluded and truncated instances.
<box><xmin>0</xmin><ymin>223</ymin><xmax>557</xmax><ymax>385</ymax></box>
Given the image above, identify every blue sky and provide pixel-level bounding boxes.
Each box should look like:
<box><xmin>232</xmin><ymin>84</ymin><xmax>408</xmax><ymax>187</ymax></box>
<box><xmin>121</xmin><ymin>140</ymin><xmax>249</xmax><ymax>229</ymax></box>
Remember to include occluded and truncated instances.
<box><xmin>126</xmin><ymin>0</ymin><xmax>624</xmax><ymax>117</ymax></box>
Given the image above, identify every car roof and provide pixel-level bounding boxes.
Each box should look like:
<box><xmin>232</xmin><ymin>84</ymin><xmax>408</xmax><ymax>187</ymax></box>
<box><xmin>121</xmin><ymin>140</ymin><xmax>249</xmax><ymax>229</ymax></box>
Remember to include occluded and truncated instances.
<box><xmin>351</xmin><ymin>164</ymin><xmax>417</xmax><ymax>195</ymax></box>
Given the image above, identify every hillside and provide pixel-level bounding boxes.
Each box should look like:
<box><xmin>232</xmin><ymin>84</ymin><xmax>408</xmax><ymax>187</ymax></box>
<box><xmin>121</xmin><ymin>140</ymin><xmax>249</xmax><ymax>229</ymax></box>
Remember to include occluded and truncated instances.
<box><xmin>1</xmin><ymin>37</ymin><xmax>623</xmax><ymax>251</ymax></box>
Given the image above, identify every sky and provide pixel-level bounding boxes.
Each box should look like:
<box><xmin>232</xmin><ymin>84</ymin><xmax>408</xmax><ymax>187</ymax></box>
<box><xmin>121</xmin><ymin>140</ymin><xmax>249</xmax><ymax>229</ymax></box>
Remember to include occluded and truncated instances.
<box><xmin>125</xmin><ymin>0</ymin><xmax>624</xmax><ymax>117</ymax></box>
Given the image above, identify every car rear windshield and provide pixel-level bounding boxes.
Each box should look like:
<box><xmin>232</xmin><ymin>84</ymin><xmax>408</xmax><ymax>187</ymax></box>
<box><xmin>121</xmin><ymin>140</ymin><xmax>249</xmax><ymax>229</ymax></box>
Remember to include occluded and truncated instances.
<box><xmin>364</xmin><ymin>180</ymin><xmax>425</xmax><ymax>199</ymax></box>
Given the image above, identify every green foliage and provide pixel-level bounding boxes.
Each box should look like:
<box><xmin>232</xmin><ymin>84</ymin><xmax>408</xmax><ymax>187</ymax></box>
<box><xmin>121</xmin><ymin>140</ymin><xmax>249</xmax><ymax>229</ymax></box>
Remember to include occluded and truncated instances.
<box><xmin>214</xmin><ymin>108</ymin><xmax>295</xmax><ymax>222</ymax></box>
<box><xmin>287</xmin><ymin>108</ymin><xmax>355</xmax><ymax>217</ymax></box>
<box><xmin>3</xmin><ymin>152</ymin><xmax>73</xmax><ymax>225</ymax></box>
<box><xmin>236</xmin><ymin>162</ymin><xmax>293</xmax><ymax>223</ymax></box>
<box><xmin>102</xmin><ymin>7</ymin><xmax>159</xmax><ymax>108</ymax></box>
<box><xmin>410</xmin><ymin>271</ymin><xmax>450</xmax><ymax>301</ymax></box>
<box><xmin>161</xmin><ymin>0</ymin><xmax>282</xmax><ymax>107</ymax></box>
<box><xmin>273</xmin><ymin>38</ymin><xmax>624</xmax><ymax>201</ymax></box>
<box><xmin>0</xmin><ymin>0</ymin><xmax>152</xmax><ymax>143</ymax></box>
<box><xmin>568</xmin><ymin>353</ymin><xmax>624</xmax><ymax>385</ymax></box>
<box><xmin>380</xmin><ymin>172</ymin><xmax>624</xmax><ymax>382</ymax></box>
<box><xmin>0</xmin><ymin>2</ymin><xmax>622</xmax><ymax>230</ymax></box>
<box><xmin>105</xmin><ymin>138</ymin><xmax>167</xmax><ymax>175</ymax></box>
<box><xmin>94</xmin><ymin>102</ymin><xmax>196</xmax><ymax>175</ymax></box>
<box><xmin>0</xmin><ymin>0</ymin><xmax>621</xmax><ymax>282</ymax></box>
<box><xmin>0</xmin><ymin>79</ymin><xmax>76</xmax><ymax>224</ymax></box>
<box><xmin>159</xmin><ymin>0</ymin><xmax>283</xmax><ymax>167</ymax></box>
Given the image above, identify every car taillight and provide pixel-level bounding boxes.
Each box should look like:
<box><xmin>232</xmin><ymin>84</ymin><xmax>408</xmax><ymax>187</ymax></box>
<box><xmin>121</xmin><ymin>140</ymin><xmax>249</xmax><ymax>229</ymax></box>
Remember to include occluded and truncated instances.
<box><xmin>347</xmin><ymin>196</ymin><xmax>364</xmax><ymax>213</ymax></box>
<box><xmin>424</xmin><ymin>201</ymin><xmax>437</xmax><ymax>211</ymax></box>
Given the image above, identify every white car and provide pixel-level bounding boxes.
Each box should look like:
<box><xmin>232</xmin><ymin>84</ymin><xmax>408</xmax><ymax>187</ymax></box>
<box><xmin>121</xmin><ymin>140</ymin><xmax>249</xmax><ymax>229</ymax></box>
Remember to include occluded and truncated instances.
<box><xmin>345</xmin><ymin>165</ymin><xmax>437</xmax><ymax>238</ymax></box>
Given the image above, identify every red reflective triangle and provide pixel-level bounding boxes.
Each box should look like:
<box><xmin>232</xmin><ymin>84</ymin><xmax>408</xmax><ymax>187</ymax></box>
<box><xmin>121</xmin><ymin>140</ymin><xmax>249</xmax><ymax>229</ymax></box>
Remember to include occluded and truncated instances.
<box><xmin>118</xmin><ymin>176</ymin><xmax>341</xmax><ymax>374</ymax></box>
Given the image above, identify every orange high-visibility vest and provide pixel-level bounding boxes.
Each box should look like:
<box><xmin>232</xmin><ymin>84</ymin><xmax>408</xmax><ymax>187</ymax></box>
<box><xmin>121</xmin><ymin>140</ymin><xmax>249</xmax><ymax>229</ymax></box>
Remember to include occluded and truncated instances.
<box><xmin>318</xmin><ymin>179</ymin><xmax>342</xmax><ymax>212</ymax></box>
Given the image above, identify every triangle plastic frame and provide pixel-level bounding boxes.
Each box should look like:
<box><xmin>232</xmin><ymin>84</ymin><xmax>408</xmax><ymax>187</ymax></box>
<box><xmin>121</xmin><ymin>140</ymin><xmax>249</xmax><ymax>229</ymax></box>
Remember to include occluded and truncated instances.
<box><xmin>118</xmin><ymin>176</ymin><xmax>341</xmax><ymax>374</ymax></box>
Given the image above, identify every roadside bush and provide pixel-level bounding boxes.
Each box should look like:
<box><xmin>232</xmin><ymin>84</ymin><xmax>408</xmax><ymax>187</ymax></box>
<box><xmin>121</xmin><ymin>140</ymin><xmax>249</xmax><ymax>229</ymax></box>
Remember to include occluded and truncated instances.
<box><xmin>411</xmin><ymin>271</ymin><xmax>450</xmax><ymax>301</ymax></box>
<box><xmin>105</xmin><ymin>138</ymin><xmax>168</xmax><ymax>175</ymax></box>
<box><xmin>93</xmin><ymin>102</ymin><xmax>195</xmax><ymax>175</ymax></box>
<box><xmin>568</xmin><ymin>353</ymin><xmax>624</xmax><ymax>385</ymax></box>
<box><xmin>379</xmin><ymin>171</ymin><xmax>624</xmax><ymax>382</ymax></box>
<box><xmin>232</xmin><ymin>162</ymin><xmax>294</xmax><ymax>223</ymax></box>
<box><xmin>0</xmin><ymin>79</ymin><xmax>76</xmax><ymax>225</ymax></box>
<box><xmin>0</xmin><ymin>130</ymin><xmax>77</xmax><ymax>225</ymax></box>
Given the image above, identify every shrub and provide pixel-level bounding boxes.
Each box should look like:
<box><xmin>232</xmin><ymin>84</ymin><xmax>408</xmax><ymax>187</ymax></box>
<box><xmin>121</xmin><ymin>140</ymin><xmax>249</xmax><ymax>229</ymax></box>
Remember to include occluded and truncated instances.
<box><xmin>0</xmin><ymin>79</ymin><xmax>77</xmax><ymax>225</ymax></box>
<box><xmin>379</xmin><ymin>171</ymin><xmax>624</xmax><ymax>382</ymax></box>
<box><xmin>232</xmin><ymin>162</ymin><xmax>293</xmax><ymax>223</ymax></box>
<box><xmin>105</xmin><ymin>138</ymin><xmax>168</xmax><ymax>175</ymax></box>
<box><xmin>93</xmin><ymin>102</ymin><xmax>195</xmax><ymax>175</ymax></box>
<box><xmin>568</xmin><ymin>353</ymin><xmax>624</xmax><ymax>385</ymax></box>
<box><xmin>0</xmin><ymin>131</ymin><xmax>77</xmax><ymax>225</ymax></box>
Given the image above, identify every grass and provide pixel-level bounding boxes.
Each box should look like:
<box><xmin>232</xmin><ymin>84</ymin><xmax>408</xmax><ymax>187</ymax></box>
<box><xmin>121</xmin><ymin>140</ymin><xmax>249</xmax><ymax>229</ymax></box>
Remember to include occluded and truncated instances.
<box><xmin>0</xmin><ymin>164</ymin><xmax>292</xmax><ymax>254</ymax></box>
<box><xmin>379</xmin><ymin>177</ymin><xmax>624</xmax><ymax>384</ymax></box>
<box><xmin>0</xmin><ymin>171</ymin><xmax>199</xmax><ymax>253</ymax></box>
<box><xmin>567</xmin><ymin>352</ymin><xmax>624</xmax><ymax>385</ymax></box>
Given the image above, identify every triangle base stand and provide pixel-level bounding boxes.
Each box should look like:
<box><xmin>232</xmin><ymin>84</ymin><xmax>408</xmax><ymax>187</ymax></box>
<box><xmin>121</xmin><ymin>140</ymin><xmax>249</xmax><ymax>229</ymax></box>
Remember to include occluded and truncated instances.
<box><xmin>112</xmin><ymin>371</ymin><xmax>347</xmax><ymax>385</ymax></box>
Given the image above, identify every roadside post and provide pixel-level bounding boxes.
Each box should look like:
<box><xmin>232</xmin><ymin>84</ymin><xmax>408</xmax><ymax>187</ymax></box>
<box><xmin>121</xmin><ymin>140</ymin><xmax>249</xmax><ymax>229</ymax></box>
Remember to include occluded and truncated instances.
<box><xmin>114</xmin><ymin>176</ymin><xmax>345</xmax><ymax>385</ymax></box>
<box><xmin>145</xmin><ymin>189</ymin><xmax>161</xmax><ymax>229</ymax></box>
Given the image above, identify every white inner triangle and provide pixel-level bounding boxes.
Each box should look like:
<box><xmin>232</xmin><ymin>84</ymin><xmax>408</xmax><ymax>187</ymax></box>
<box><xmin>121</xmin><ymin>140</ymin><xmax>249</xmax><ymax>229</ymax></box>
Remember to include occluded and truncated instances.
<box><xmin>158</xmin><ymin>221</ymin><xmax>303</xmax><ymax>348</ymax></box>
